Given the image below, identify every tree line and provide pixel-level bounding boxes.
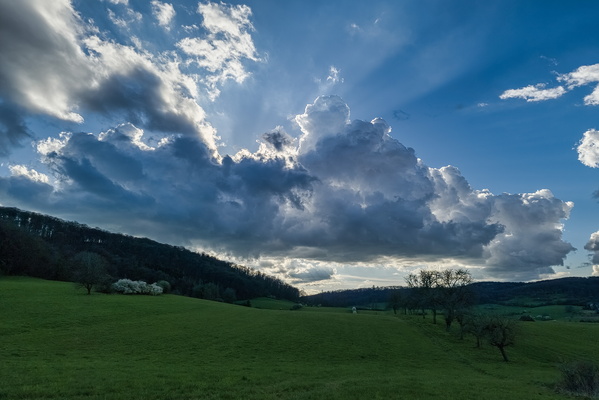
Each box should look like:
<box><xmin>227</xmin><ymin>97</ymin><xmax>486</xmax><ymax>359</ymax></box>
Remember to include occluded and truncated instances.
<box><xmin>397</xmin><ymin>268</ymin><xmax>516</xmax><ymax>362</ymax></box>
<box><xmin>302</xmin><ymin>277</ymin><xmax>599</xmax><ymax>309</ymax></box>
<box><xmin>0</xmin><ymin>206</ymin><xmax>299</xmax><ymax>302</ymax></box>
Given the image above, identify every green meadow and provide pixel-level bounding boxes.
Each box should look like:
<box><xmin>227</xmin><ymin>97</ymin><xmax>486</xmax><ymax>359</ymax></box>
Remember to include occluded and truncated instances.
<box><xmin>1</xmin><ymin>277</ymin><xmax>598</xmax><ymax>399</ymax></box>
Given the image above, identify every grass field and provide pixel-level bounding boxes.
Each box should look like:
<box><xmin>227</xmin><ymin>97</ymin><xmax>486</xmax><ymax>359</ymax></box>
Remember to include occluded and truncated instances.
<box><xmin>1</xmin><ymin>277</ymin><xmax>598</xmax><ymax>399</ymax></box>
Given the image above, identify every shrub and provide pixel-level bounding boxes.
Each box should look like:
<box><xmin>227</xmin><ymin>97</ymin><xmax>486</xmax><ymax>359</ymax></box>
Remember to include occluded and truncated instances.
<box><xmin>155</xmin><ymin>280</ymin><xmax>171</xmax><ymax>294</ymax></box>
<box><xmin>290</xmin><ymin>304</ymin><xmax>303</xmax><ymax>310</ymax></box>
<box><xmin>519</xmin><ymin>315</ymin><xmax>535</xmax><ymax>322</ymax></box>
<box><xmin>557</xmin><ymin>361</ymin><xmax>599</xmax><ymax>398</ymax></box>
<box><xmin>112</xmin><ymin>279</ymin><xmax>163</xmax><ymax>295</ymax></box>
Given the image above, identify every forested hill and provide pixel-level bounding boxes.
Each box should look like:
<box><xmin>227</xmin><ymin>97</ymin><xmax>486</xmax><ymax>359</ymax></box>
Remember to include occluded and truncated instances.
<box><xmin>302</xmin><ymin>278</ymin><xmax>599</xmax><ymax>308</ymax></box>
<box><xmin>0</xmin><ymin>206</ymin><xmax>299</xmax><ymax>301</ymax></box>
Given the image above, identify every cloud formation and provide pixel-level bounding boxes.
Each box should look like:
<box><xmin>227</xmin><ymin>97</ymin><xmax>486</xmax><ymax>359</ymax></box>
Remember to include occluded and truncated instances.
<box><xmin>584</xmin><ymin>231</ymin><xmax>599</xmax><ymax>276</ymax></box>
<box><xmin>499</xmin><ymin>84</ymin><xmax>566</xmax><ymax>102</ymax></box>
<box><xmin>0</xmin><ymin>0</ymin><xmax>263</xmax><ymax>157</ymax></box>
<box><xmin>0</xmin><ymin>1</ymin><xmax>577</xmax><ymax>285</ymax></box>
<box><xmin>577</xmin><ymin>129</ymin><xmax>599</xmax><ymax>168</ymax></box>
<box><xmin>151</xmin><ymin>1</ymin><xmax>175</xmax><ymax>30</ymax></box>
<box><xmin>500</xmin><ymin>62</ymin><xmax>599</xmax><ymax>105</ymax></box>
<box><xmin>0</xmin><ymin>95</ymin><xmax>575</xmax><ymax>282</ymax></box>
<box><xmin>176</xmin><ymin>2</ymin><xmax>259</xmax><ymax>100</ymax></box>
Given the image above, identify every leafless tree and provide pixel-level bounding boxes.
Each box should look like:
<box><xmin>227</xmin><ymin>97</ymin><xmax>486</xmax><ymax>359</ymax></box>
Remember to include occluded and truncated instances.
<box><xmin>437</xmin><ymin>268</ymin><xmax>473</xmax><ymax>331</ymax></box>
<box><xmin>485</xmin><ymin>316</ymin><xmax>517</xmax><ymax>362</ymax></box>
<box><xmin>406</xmin><ymin>270</ymin><xmax>440</xmax><ymax>322</ymax></box>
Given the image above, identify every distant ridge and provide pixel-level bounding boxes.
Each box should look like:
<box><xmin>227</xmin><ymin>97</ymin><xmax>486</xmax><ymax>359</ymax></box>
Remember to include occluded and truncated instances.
<box><xmin>0</xmin><ymin>206</ymin><xmax>299</xmax><ymax>301</ymax></box>
<box><xmin>301</xmin><ymin>277</ymin><xmax>599</xmax><ymax>308</ymax></box>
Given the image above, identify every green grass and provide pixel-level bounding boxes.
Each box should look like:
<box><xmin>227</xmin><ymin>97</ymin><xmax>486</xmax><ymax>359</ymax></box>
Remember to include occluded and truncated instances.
<box><xmin>248</xmin><ymin>297</ymin><xmax>298</xmax><ymax>310</ymax></box>
<box><xmin>478</xmin><ymin>304</ymin><xmax>592</xmax><ymax>321</ymax></box>
<box><xmin>1</xmin><ymin>277</ymin><xmax>598</xmax><ymax>399</ymax></box>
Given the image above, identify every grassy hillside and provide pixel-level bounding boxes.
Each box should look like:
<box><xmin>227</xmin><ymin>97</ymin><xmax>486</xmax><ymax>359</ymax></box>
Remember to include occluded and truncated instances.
<box><xmin>1</xmin><ymin>277</ymin><xmax>597</xmax><ymax>399</ymax></box>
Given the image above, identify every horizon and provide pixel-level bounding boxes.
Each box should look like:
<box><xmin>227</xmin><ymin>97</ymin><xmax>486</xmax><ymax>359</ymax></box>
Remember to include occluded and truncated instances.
<box><xmin>1</xmin><ymin>0</ymin><xmax>599</xmax><ymax>293</ymax></box>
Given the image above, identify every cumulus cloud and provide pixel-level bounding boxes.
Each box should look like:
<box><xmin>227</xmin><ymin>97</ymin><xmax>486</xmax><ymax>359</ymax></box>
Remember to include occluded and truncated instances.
<box><xmin>176</xmin><ymin>2</ymin><xmax>259</xmax><ymax>100</ymax></box>
<box><xmin>584</xmin><ymin>231</ymin><xmax>599</xmax><ymax>276</ymax></box>
<box><xmin>558</xmin><ymin>63</ymin><xmax>599</xmax><ymax>105</ymax></box>
<box><xmin>0</xmin><ymin>95</ymin><xmax>575</xmax><ymax>282</ymax></box>
<box><xmin>577</xmin><ymin>129</ymin><xmax>599</xmax><ymax>168</ymax></box>
<box><xmin>151</xmin><ymin>1</ymin><xmax>175</xmax><ymax>30</ymax></box>
<box><xmin>0</xmin><ymin>0</ymin><xmax>263</xmax><ymax>156</ymax></box>
<box><xmin>0</xmin><ymin>0</ymin><xmax>90</xmax><ymax>122</ymax></box>
<box><xmin>8</xmin><ymin>165</ymin><xmax>49</xmax><ymax>184</ymax></box>
<box><xmin>585</xmin><ymin>231</ymin><xmax>599</xmax><ymax>258</ymax></box>
<box><xmin>484</xmin><ymin>190</ymin><xmax>575</xmax><ymax>280</ymax></box>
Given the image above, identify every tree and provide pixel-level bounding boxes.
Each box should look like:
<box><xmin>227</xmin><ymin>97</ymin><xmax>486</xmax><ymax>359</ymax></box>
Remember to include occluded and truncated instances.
<box><xmin>406</xmin><ymin>270</ymin><xmax>440</xmax><ymax>322</ymax></box>
<box><xmin>464</xmin><ymin>312</ymin><xmax>489</xmax><ymax>347</ymax></box>
<box><xmin>72</xmin><ymin>252</ymin><xmax>110</xmax><ymax>295</ymax></box>
<box><xmin>436</xmin><ymin>268</ymin><xmax>473</xmax><ymax>331</ymax></box>
<box><xmin>388</xmin><ymin>290</ymin><xmax>403</xmax><ymax>315</ymax></box>
<box><xmin>485</xmin><ymin>316</ymin><xmax>517</xmax><ymax>362</ymax></box>
<box><xmin>222</xmin><ymin>287</ymin><xmax>237</xmax><ymax>303</ymax></box>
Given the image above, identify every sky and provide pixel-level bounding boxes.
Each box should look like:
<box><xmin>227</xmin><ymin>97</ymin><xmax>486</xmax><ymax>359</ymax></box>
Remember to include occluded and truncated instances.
<box><xmin>1</xmin><ymin>0</ymin><xmax>599</xmax><ymax>293</ymax></box>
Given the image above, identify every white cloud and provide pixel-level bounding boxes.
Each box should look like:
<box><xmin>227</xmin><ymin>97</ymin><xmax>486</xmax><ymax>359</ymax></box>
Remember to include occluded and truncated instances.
<box><xmin>107</xmin><ymin>7</ymin><xmax>142</xmax><ymax>29</ymax></box>
<box><xmin>577</xmin><ymin>129</ymin><xmax>599</xmax><ymax>168</ymax></box>
<box><xmin>9</xmin><ymin>165</ymin><xmax>49</xmax><ymax>183</ymax></box>
<box><xmin>105</xmin><ymin>0</ymin><xmax>129</xmax><ymax>4</ymax></box>
<box><xmin>315</xmin><ymin>65</ymin><xmax>344</xmax><ymax>94</ymax></box>
<box><xmin>499</xmin><ymin>83</ymin><xmax>566</xmax><ymax>102</ymax></box>
<box><xmin>151</xmin><ymin>1</ymin><xmax>175</xmax><ymax>31</ymax></box>
<box><xmin>176</xmin><ymin>1</ymin><xmax>259</xmax><ymax>100</ymax></box>
<box><xmin>327</xmin><ymin>66</ymin><xmax>343</xmax><ymax>84</ymax></box>
<box><xmin>99</xmin><ymin>123</ymin><xmax>156</xmax><ymax>151</ymax></box>
<box><xmin>558</xmin><ymin>64</ymin><xmax>599</xmax><ymax>105</ymax></box>
<box><xmin>584</xmin><ymin>231</ymin><xmax>599</xmax><ymax>276</ymax></box>
<box><xmin>483</xmin><ymin>189</ymin><xmax>575</xmax><ymax>280</ymax></box>
<box><xmin>501</xmin><ymin>63</ymin><xmax>599</xmax><ymax>105</ymax></box>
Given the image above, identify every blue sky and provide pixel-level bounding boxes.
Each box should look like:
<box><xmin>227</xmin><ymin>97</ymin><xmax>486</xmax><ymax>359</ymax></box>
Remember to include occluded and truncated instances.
<box><xmin>1</xmin><ymin>0</ymin><xmax>599</xmax><ymax>292</ymax></box>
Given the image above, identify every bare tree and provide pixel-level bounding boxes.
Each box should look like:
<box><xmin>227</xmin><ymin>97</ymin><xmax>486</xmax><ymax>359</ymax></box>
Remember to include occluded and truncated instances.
<box><xmin>486</xmin><ymin>316</ymin><xmax>517</xmax><ymax>362</ymax></box>
<box><xmin>406</xmin><ymin>270</ymin><xmax>440</xmax><ymax>322</ymax></box>
<box><xmin>463</xmin><ymin>312</ymin><xmax>489</xmax><ymax>347</ymax></box>
<box><xmin>72</xmin><ymin>252</ymin><xmax>109</xmax><ymax>295</ymax></box>
<box><xmin>388</xmin><ymin>290</ymin><xmax>403</xmax><ymax>315</ymax></box>
<box><xmin>436</xmin><ymin>268</ymin><xmax>473</xmax><ymax>331</ymax></box>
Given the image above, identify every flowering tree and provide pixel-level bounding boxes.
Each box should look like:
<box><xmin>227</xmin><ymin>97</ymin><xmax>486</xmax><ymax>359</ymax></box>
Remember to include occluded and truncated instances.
<box><xmin>112</xmin><ymin>279</ymin><xmax>163</xmax><ymax>295</ymax></box>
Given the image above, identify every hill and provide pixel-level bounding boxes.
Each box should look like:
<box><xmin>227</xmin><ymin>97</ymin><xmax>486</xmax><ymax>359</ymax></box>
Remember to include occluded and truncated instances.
<box><xmin>2</xmin><ymin>277</ymin><xmax>599</xmax><ymax>399</ymax></box>
<box><xmin>0</xmin><ymin>206</ymin><xmax>298</xmax><ymax>301</ymax></box>
<box><xmin>302</xmin><ymin>278</ymin><xmax>599</xmax><ymax>309</ymax></box>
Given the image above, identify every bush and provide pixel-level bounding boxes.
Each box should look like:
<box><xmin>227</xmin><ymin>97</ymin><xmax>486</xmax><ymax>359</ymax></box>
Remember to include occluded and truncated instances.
<box><xmin>519</xmin><ymin>315</ymin><xmax>535</xmax><ymax>322</ymax></box>
<box><xmin>155</xmin><ymin>280</ymin><xmax>171</xmax><ymax>294</ymax></box>
<box><xmin>557</xmin><ymin>361</ymin><xmax>599</xmax><ymax>398</ymax></box>
<box><xmin>112</xmin><ymin>279</ymin><xmax>163</xmax><ymax>296</ymax></box>
<box><xmin>290</xmin><ymin>304</ymin><xmax>303</xmax><ymax>310</ymax></box>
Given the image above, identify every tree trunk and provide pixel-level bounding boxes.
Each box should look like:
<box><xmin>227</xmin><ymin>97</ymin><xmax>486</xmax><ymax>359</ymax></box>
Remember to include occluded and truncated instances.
<box><xmin>498</xmin><ymin>345</ymin><xmax>509</xmax><ymax>362</ymax></box>
<box><xmin>432</xmin><ymin>309</ymin><xmax>437</xmax><ymax>324</ymax></box>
